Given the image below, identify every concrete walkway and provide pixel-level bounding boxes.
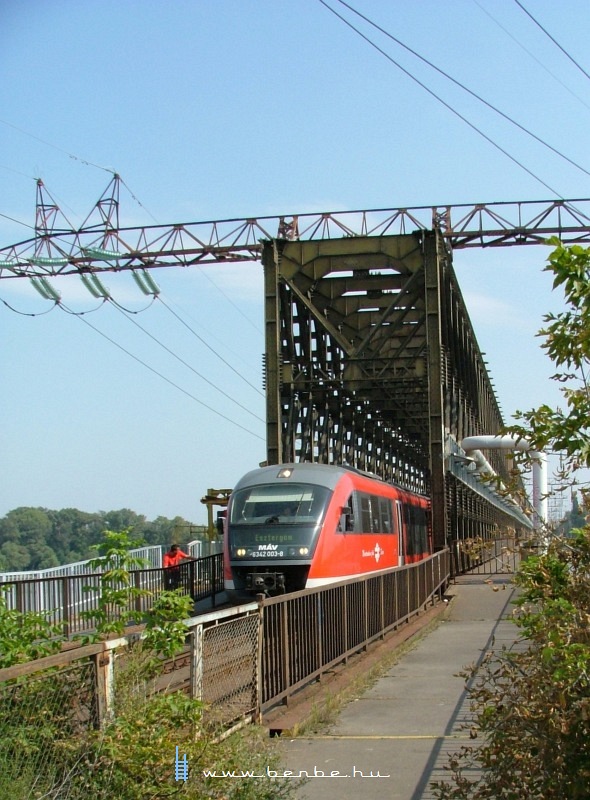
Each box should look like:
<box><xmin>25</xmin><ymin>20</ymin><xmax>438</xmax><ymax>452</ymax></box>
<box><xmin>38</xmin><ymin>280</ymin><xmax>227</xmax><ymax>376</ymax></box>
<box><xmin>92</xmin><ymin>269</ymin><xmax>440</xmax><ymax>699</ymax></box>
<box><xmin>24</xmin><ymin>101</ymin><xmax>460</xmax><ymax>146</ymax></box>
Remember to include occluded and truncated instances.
<box><xmin>278</xmin><ymin>574</ymin><xmax>520</xmax><ymax>800</ymax></box>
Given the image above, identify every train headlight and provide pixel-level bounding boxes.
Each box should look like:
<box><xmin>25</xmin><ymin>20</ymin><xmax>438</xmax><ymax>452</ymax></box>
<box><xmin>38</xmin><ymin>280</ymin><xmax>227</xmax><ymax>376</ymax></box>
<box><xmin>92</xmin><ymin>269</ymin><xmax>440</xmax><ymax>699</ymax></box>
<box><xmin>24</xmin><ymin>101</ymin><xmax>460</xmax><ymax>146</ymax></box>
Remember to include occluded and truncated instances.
<box><xmin>299</xmin><ymin>547</ymin><xmax>309</xmax><ymax>556</ymax></box>
<box><xmin>236</xmin><ymin>548</ymin><xmax>246</xmax><ymax>556</ymax></box>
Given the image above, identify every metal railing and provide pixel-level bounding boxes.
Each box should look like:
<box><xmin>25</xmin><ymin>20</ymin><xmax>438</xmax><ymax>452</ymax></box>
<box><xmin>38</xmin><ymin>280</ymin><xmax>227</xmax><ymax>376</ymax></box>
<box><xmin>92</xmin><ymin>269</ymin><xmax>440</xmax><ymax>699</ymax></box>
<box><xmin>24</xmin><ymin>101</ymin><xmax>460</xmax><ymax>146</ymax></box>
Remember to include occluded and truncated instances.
<box><xmin>0</xmin><ymin>550</ymin><xmax>451</xmax><ymax>740</ymax></box>
<box><xmin>0</xmin><ymin>545</ymin><xmax>163</xmax><ymax>582</ymax></box>
<box><xmin>450</xmin><ymin>536</ymin><xmax>520</xmax><ymax>576</ymax></box>
<box><xmin>260</xmin><ymin>549</ymin><xmax>449</xmax><ymax>711</ymax></box>
<box><xmin>0</xmin><ymin>553</ymin><xmax>224</xmax><ymax>636</ymax></box>
<box><xmin>0</xmin><ymin>602</ymin><xmax>261</xmax><ymax>795</ymax></box>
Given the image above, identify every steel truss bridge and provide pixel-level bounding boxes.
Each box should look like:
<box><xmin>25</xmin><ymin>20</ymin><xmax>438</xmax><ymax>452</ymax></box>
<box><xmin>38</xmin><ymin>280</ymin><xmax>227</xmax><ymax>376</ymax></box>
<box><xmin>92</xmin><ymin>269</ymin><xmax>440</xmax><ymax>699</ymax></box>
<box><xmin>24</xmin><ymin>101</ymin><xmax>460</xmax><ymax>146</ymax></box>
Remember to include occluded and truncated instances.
<box><xmin>3</xmin><ymin>177</ymin><xmax>590</xmax><ymax>568</ymax></box>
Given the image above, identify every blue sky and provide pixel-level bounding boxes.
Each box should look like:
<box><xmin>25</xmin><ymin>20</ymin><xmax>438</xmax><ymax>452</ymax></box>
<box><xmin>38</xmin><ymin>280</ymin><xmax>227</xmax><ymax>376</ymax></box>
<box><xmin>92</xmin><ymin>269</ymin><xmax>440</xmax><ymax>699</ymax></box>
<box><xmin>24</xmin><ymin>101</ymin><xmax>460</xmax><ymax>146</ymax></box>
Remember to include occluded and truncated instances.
<box><xmin>1</xmin><ymin>0</ymin><xmax>589</xmax><ymax>525</ymax></box>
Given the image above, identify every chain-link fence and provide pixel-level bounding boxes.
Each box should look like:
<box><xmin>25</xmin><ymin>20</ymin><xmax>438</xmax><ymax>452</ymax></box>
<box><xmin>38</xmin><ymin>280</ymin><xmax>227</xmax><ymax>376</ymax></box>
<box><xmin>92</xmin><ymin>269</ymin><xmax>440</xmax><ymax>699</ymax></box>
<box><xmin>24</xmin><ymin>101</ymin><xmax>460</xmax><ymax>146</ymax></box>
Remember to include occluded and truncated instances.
<box><xmin>0</xmin><ymin>603</ymin><xmax>261</xmax><ymax>798</ymax></box>
<box><xmin>0</xmin><ymin>553</ymin><xmax>450</xmax><ymax>796</ymax></box>
<box><xmin>199</xmin><ymin>612</ymin><xmax>261</xmax><ymax>725</ymax></box>
<box><xmin>0</xmin><ymin>647</ymin><xmax>101</xmax><ymax>799</ymax></box>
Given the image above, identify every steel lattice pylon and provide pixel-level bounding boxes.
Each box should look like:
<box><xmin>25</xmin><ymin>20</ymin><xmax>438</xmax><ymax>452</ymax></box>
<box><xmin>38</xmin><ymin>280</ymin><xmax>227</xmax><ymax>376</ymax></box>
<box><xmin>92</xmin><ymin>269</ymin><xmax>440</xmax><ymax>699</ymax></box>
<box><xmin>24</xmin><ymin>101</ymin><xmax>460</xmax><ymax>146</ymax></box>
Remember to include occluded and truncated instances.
<box><xmin>2</xmin><ymin>176</ymin><xmax>590</xmax><ymax>278</ymax></box>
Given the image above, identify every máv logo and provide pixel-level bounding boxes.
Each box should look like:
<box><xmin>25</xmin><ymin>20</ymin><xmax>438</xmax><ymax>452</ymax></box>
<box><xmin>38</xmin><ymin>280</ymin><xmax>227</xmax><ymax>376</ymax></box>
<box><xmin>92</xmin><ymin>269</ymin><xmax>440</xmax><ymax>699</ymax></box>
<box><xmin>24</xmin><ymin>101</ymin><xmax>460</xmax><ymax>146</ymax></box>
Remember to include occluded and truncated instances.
<box><xmin>373</xmin><ymin>543</ymin><xmax>384</xmax><ymax>562</ymax></box>
<box><xmin>361</xmin><ymin>543</ymin><xmax>385</xmax><ymax>562</ymax></box>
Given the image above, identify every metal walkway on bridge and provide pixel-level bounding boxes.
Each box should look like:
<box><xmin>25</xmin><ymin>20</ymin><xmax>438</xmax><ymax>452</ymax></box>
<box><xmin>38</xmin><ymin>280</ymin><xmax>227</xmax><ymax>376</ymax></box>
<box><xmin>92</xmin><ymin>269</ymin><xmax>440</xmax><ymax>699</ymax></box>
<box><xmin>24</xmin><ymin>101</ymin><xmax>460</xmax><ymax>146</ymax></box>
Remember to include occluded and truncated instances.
<box><xmin>279</xmin><ymin>574</ymin><xmax>520</xmax><ymax>800</ymax></box>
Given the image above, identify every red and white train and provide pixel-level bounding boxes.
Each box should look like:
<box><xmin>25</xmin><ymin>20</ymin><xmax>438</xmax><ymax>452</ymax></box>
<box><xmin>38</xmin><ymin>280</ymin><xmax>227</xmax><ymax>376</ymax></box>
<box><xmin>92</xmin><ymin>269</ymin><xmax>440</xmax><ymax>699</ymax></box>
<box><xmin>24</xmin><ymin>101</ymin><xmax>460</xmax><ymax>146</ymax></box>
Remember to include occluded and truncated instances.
<box><xmin>224</xmin><ymin>462</ymin><xmax>431</xmax><ymax>599</ymax></box>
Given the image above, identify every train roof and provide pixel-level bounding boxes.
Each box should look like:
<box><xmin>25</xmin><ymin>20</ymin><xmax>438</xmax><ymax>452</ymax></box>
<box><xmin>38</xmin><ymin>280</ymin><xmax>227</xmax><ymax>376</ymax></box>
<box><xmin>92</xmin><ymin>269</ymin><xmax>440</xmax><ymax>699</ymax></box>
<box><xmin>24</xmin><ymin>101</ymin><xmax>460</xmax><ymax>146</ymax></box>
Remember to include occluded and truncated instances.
<box><xmin>232</xmin><ymin>462</ymin><xmax>429</xmax><ymax>498</ymax></box>
<box><xmin>232</xmin><ymin>463</ymin><xmax>348</xmax><ymax>492</ymax></box>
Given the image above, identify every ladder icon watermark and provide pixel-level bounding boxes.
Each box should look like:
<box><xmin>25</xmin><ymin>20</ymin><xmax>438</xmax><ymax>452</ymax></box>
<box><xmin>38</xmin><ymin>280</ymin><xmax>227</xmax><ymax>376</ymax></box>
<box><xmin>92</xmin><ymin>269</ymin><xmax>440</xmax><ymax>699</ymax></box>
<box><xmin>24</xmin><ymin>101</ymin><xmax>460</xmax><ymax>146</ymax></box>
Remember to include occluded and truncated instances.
<box><xmin>175</xmin><ymin>746</ymin><xmax>189</xmax><ymax>782</ymax></box>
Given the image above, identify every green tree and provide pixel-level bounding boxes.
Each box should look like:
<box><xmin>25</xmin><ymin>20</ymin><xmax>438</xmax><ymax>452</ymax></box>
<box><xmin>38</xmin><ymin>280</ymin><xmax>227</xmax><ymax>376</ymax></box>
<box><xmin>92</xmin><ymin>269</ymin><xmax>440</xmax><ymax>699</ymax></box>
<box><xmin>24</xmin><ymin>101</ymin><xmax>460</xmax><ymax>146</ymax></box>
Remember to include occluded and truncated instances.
<box><xmin>433</xmin><ymin>240</ymin><xmax>590</xmax><ymax>799</ymax></box>
<box><xmin>144</xmin><ymin>514</ymin><xmax>200</xmax><ymax>547</ymax></box>
<box><xmin>30</xmin><ymin>544</ymin><xmax>59</xmax><ymax>570</ymax></box>
<box><xmin>0</xmin><ymin>507</ymin><xmax>53</xmax><ymax>569</ymax></box>
<box><xmin>0</xmin><ymin>507</ymin><xmax>204</xmax><ymax>572</ymax></box>
<box><xmin>101</xmin><ymin>508</ymin><xmax>147</xmax><ymax>536</ymax></box>
<box><xmin>0</xmin><ymin>541</ymin><xmax>31</xmax><ymax>572</ymax></box>
<box><xmin>509</xmin><ymin>239</ymin><xmax>590</xmax><ymax>471</ymax></box>
<box><xmin>48</xmin><ymin>507</ymin><xmax>104</xmax><ymax>562</ymax></box>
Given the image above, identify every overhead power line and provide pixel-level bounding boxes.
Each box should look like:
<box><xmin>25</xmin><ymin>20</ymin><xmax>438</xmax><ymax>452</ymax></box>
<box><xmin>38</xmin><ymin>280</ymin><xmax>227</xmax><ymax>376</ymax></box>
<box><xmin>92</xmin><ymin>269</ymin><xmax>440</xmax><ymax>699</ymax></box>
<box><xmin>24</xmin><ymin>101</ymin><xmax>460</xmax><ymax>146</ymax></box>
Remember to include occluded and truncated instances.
<box><xmin>66</xmin><ymin>305</ymin><xmax>265</xmax><ymax>441</ymax></box>
<box><xmin>317</xmin><ymin>0</ymin><xmax>562</xmax><ymax>197</ymax></box>
<box><xmin>473</xmin><ymin>0</ymin><xmax>590</xmax><ymax>112</ymax></box>
<box><xmin>1</xmin><ymin>269</ymin><xmax>265</xmax><ymax>432</ymax></box>
<box><xmin>0</xmin><ymin>119</ymin><xmax>160</xmax><ymax>225</ymax></box>
<box><xmin>514</xmin><ymin>0</ymin><xmax>590</xmax><ymax>83</ymax></box>
<box><xmin>332</xmin><ymin>0</ymin><xmax>590</xmax><ymax>180</ymax></box>
<box><xmin>0</xmin><ymin>211</ymin><xmax>34</xmax><ymax>230</ymax></box>
<box><xmin>193</xmin><ymin>266</ymin><xmax>262</xmax><ymax>335</ymax></box>
<box><xmin>158</xmin><ymin>297</ymin><xmax>264</xmax><ymax>397</ymax></box>
<box><xmin>0</xmin><ymin>117</ymin><xmax>115</xmax><ymax>174</ymax></box>
<box><xmin>112</xmin><ymin>302</ymin><xmax>265</xmax><ymax>423</ymax></box>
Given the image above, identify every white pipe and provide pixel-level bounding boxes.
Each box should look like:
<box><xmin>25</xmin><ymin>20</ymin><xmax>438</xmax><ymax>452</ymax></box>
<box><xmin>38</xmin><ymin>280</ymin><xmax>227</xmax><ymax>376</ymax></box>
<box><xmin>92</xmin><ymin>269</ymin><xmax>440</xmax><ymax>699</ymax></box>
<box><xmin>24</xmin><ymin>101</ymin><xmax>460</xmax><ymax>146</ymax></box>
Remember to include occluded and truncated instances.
<box><xmin>461</xmin><ymin>435</ymin><xmax>547</xmax><ymax>529</ymax></box>
<box><xmin>466</xmin><ymin>449</ymin><xmax>496</xmax><ymax>477</ymax></box>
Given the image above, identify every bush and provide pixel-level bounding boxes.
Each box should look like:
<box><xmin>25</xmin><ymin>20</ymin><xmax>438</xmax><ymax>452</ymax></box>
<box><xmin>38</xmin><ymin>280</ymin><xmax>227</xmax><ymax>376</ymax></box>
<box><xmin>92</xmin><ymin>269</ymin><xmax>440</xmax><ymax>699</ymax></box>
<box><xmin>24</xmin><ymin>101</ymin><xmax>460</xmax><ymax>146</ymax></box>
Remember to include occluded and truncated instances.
<box><xmin>432</xmin><ymin>528</ymin><xmax>590</xmax><ymax>799</ymax></box>
<box><xmin>0</xmin><ymin>528</ymin><xmax>295</xmax><ymax>800</ymax></box>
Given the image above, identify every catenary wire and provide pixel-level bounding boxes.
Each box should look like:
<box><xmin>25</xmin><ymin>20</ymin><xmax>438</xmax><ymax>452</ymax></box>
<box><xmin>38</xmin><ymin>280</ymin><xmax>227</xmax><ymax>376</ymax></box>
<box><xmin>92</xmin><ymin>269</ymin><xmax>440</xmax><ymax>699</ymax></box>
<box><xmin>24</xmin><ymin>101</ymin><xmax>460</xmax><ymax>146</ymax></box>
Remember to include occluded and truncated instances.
<box><xmin>0</xmin><ymin>211</ymin><xmax>34</xmax><ymax>230</ymax></box>
<box><xmin>62</xmin><ymin>303</ymin><xmax>265</xmax><ymax>441</ymax></box>
<box><xmin>193</xmin><ymin>266</ymin><xmax>262</xmax><ymax>335</ymax></box>
<box><xmin>105</xmin><ymin>269</ymin><xmax>263</xmax><ymax>402</ymax></box>
<box><xmin>334</xmin><ymin>0</ymin><xmax>590</xmax><ymax>179</ymax></box>
<box><xmin>157</xmin><ymin>296</ymin><xmax>264</xmax><ymax>397</ymax></box>
<box><xmin>2</xmin><ymin>171</ymin><xmax>263</xmax><ymax>404</ymax></box>
<box><xmin>0</xmin><ymin>294</ymin><xmax>57</xmax><ymax>316</ymax></box>
<box><xmin>318</xmin><ymin>0</ymin><xmax>563</xmax><ymax>197</ymax></box>
<box><xmin>0</xmin><ymin>123</ymin><xmax>259</xmax><ymax>332</ymax></box>
<box><xmin>0</xmin><ymin>117</ymin><xmax>115</xmax><ymax>174</ymax></box>
<box><xmin>110</xmin><ymin>300</ymin><xmax>265</xmax><ymax>423</ymax></box>
<box><xmin>0</xmin><ymin>119</ymin><xmax>159</xmax><ymax>226</ymax></box>
<box><xmin>163</xmin><ymin>293</ymin><xmax>262</xmax><ymax>376</ymax></box>
<box><xmin>513</xmin><ymin>0</ymin><xmax>590</xmax><ymax>83</ymax></box>
<box><xmin>0</xmin><ymin>267</ymin><xmax>263</xmax><ymax>422</ymax></box>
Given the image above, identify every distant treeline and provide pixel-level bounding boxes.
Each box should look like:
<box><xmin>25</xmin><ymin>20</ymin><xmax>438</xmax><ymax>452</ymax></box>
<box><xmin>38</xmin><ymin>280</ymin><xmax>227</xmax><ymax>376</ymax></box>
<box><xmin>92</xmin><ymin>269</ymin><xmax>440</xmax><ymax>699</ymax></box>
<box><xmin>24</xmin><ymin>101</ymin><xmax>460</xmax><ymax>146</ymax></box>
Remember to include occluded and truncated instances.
<box><xmin>0</xmin><ymin>507</ymin><xmax>206</xmax><ymax>573</ymax></box>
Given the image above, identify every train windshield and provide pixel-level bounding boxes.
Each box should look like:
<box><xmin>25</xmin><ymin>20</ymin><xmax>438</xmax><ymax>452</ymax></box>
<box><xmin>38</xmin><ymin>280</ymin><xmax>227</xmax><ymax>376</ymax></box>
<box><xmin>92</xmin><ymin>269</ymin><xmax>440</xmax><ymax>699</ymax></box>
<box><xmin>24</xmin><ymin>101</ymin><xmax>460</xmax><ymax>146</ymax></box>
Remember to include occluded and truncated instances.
<box><xmin>229</xmin><ymin>483</ymin><xmax>331</xmax><ymax>526</ymax></box>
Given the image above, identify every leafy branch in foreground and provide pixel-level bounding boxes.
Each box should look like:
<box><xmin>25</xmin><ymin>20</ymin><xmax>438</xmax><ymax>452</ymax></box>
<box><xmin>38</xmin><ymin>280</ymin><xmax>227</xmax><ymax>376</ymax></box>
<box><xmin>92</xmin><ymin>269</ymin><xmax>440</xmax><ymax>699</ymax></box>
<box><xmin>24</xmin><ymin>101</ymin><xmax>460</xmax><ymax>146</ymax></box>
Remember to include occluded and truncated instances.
<box><xmin>507</xmin><ymin>238</ymin><xmax>590</xmax><ymax>477</ymax></box>
<box><xmin>0</xmin><ymin>585</ymin><xmax>63</xmax><ymax>667</ymax></box>
<box><xmin>79</xmin><ymin>528</ymin><xmax>150</xmax><ymax>639</ymax></box>
<box><xmin>0</xmin><ymin>527</ymin><xmax>295</xmax><ymax>800</ymax></box>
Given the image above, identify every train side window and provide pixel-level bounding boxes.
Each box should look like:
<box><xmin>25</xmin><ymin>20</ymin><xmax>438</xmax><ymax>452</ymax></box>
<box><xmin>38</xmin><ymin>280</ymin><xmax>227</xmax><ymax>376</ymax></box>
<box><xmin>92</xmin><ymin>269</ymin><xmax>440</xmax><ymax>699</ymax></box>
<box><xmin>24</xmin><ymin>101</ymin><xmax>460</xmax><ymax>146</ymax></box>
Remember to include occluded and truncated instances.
<box><xmin>370</xmin><ymin>495</ymin><xmax>381</xmax><ymax>532</ymax></box>
<box><xmin>406</xmin><ymin>504</ymin><xmax>427</xmax><ymax>555</ymax></box>
<box><xmin>360</xmin><ymin>495</ymin><xmax>372</xmax><ymax>532</ymax></box>
<box><xmin>379</xmin><ymin>497</ymin><xmax>393</xmax><ymax>533</ymax></box>
<box><xmin>405</xmin><ymin>504</ymin><xmax>414</xmax><ymax>556</ymax></box>
<box><xmin>417</xmin><ymin>506</ymin><xmax>428</xmax><ymax>552</ymax></box>
<box><xmin>395</xmin><ymin>500</ymin><xmax>404</xmax><ymax>539</ymax></box>
<box><xmin>338</xmin><ymin>496</ymin><xmax>354</xmax><ymax>532</ymax></box>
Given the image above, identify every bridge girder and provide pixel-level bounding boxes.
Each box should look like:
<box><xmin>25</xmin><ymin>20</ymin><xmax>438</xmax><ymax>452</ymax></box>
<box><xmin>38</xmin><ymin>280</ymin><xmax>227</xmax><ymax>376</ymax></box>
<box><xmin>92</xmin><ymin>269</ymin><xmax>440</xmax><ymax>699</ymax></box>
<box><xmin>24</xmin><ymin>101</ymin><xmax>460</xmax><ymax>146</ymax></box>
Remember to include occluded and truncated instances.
<box><xmin>262</xmin><ymin>232</ymin><xmax>531</xmax><ymax>552</ymax></box>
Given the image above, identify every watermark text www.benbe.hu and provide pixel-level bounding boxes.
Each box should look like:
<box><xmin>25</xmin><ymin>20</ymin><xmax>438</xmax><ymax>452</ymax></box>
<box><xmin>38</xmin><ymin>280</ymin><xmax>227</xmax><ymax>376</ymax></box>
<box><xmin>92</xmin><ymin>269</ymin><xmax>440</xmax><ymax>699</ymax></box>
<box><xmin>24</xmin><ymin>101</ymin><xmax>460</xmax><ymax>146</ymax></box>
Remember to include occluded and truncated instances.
<box><xmin>175</xmin><ymin>747</ymin><xmax>390</xmax><ymax>781</ymax></box>
<box><xmin>202</xmin><ymin>766</ymin><xmax>391</xmax><ymax>779</ymax></box>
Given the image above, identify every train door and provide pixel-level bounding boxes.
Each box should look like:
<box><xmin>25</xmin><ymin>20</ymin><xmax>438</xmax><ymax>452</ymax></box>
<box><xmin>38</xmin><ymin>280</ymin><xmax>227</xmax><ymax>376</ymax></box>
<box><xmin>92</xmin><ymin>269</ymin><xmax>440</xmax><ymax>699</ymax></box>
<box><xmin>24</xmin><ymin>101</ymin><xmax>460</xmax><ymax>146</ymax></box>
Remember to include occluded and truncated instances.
<box><xmin>395</xmin><ymin>500</ymin><xmax>404</xmax><ymax>566</ymax></box>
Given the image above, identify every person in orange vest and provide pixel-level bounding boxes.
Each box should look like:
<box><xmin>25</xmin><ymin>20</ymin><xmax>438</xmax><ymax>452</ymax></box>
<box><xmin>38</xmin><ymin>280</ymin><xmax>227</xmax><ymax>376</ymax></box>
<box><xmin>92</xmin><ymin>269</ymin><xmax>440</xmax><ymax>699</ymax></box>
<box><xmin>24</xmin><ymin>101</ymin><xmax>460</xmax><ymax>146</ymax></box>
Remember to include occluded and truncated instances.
<box><xmin>163</xmin><ymin>543</ymin><xmax>191</xmax><ymax>590</ymax></box>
